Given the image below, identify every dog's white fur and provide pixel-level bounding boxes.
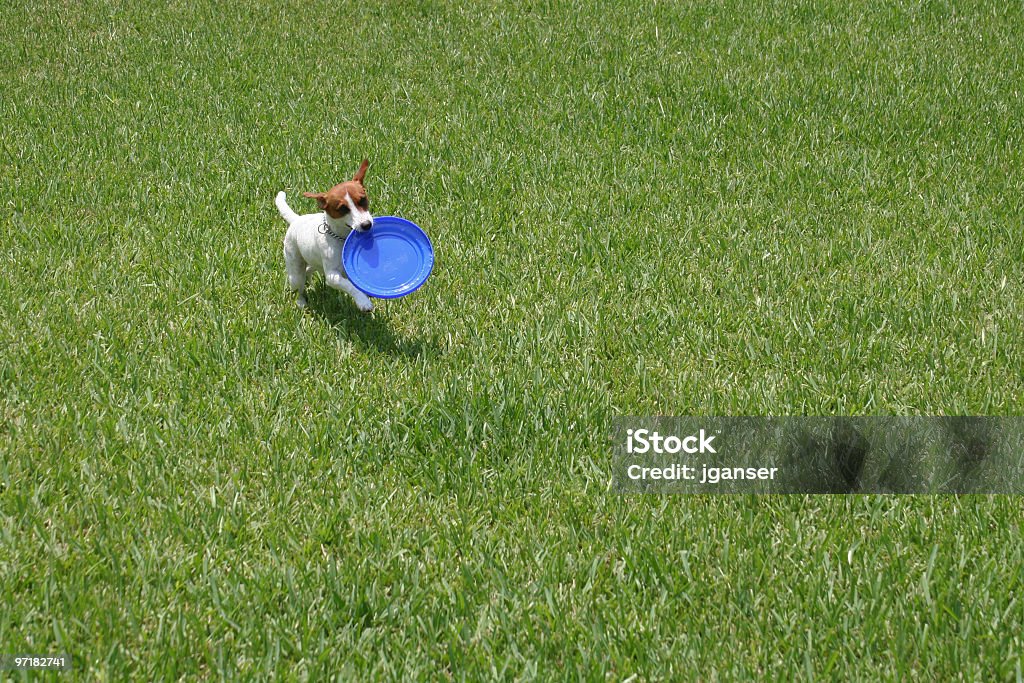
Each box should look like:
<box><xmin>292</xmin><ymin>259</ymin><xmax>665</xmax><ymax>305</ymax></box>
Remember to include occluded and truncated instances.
<box><xmin>277</xmin><ymin>191</ymin><xmax>374</xmax><ymax>312</ymax></box>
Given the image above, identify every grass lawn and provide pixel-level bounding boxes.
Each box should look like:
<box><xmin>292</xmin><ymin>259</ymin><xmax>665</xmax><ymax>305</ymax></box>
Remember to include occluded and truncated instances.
<box><xmin>2</xmin><ymin>0</ymin><xmax>1023</xmax><ymax>678</ymax></box>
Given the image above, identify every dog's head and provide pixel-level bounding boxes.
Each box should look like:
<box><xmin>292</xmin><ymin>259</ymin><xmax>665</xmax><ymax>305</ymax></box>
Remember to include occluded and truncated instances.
<box><xmin>303</xmin><ymin>159</ymin><xmax>373</xmax><ymax>232</ymax></box>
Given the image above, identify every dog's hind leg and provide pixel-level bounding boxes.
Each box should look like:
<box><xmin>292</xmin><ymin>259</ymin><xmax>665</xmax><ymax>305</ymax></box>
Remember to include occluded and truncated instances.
<box><xmin>284</xmin><ymin>244</ymin><xmax>309</xmax><ymax>308</ymax></box>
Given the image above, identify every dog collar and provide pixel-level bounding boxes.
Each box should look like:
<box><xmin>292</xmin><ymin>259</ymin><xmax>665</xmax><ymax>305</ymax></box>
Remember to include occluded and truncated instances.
<box><xmin>318</xmin><ymin>219</ymin><xmax>347</xmax><ymax>242</ymax></box>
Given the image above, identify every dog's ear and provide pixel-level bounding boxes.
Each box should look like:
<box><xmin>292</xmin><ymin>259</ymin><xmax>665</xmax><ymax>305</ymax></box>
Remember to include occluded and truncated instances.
<box><xmin>353</xmin><ymin>158</ymin><xmax>369</xmax><ymax>184</ymax></box>
<box><xmin>303</xmin><ymin>191</ymin><xmax>328</xmax><ymax>209</ymax></box>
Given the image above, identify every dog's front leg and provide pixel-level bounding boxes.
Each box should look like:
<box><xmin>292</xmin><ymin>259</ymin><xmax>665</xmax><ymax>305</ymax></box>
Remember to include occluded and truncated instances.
<box><xmin>324</xmin><ymin>269</ymin><xmax>374</xmax><ymax>313</ymax></box>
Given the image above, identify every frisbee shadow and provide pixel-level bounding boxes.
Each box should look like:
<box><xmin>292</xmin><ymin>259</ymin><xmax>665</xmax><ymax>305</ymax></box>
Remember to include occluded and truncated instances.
<box><xmin>305</xmin><ymin>285</ymin><xmax>431</xmax><ymax>358</ymax></box>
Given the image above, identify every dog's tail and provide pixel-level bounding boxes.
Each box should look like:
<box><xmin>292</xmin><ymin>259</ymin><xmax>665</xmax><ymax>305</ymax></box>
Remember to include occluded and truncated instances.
<box><xmin>275</xmin><ymin>191</ymin><xmax>298</xmax><ymax>225</ymax></box>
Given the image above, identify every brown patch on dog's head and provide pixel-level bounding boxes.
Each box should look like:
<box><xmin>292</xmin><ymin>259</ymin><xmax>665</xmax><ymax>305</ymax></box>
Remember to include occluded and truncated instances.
<box><xmin>303</xmin><ymin>159</ymin><xmax>371</xmax><ymax>220</ymax></box>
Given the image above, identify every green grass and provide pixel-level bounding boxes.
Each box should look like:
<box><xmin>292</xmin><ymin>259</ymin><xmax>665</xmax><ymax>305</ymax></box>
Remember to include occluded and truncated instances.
<box><xmin>2</xmin><ymin>0</ymin><xmax>1024</xmax><ymax>678</ymax></box>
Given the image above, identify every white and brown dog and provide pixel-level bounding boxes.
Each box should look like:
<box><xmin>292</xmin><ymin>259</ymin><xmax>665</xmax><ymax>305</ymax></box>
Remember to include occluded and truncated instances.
<box><xmin>276</xmin><ymin>159</ymin><xmax>375</xmax><ymax>311</ymax></box>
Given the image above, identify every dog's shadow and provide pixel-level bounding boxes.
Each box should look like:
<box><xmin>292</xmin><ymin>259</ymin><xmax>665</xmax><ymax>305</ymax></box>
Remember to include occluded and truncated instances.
<box><xmin>304</xmin><ymin>285</ymin><xmax>431</xmax><ymax>358</ymax></box>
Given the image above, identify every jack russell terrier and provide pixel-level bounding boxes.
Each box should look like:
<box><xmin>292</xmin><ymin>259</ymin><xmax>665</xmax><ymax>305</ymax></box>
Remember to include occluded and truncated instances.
<box><xmin>276</xmin><ymin>159</ymin><xmax>375</xmax><ymax>312</ymax></box>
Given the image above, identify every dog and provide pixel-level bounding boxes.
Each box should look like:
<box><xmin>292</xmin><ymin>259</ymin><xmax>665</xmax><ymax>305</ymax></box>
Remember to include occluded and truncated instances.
<box><xmin>276</xmin><ymin>159</ymin><xmax>375</xmax><ymax>312</ymax></box>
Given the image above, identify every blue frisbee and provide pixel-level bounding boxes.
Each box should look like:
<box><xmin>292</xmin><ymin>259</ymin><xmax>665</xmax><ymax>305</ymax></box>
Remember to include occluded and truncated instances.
<box><xmin>343</xmin><ymin>216</ymin><xmax>434</xmax><ymax>298</ymax></box>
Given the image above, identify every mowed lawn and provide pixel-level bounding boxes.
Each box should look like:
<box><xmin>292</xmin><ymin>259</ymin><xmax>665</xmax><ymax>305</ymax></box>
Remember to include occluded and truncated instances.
<box><xmin>2</xmin><ymin>0</ymin><xmax>1023</xmax><ymax>678</ymax></box>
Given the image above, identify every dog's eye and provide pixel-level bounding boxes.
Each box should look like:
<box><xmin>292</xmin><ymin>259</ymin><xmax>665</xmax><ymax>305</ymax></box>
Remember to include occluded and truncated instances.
<box><xmin>337</xmin><ymin>205</ymin><xmax>350</xmax><ymax>215</ymax></box>
<box><xmin>357</xmin><ymin>197</ymin><xmax>369</xmax><ymax>210</ymax></box>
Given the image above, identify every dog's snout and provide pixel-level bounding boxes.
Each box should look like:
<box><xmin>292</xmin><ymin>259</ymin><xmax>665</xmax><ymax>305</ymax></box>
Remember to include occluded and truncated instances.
<box><xmin>359</xmin><ymin>220</ymin><xmax>373</xmax><ymax>231</ymax></box>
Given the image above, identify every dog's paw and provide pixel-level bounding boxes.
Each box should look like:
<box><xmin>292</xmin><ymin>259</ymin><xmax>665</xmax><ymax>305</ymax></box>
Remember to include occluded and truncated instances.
<box><xmin>356</xmin><ymin>297</ymin><xmax>374</xmax><ymax>313</ymax></box>
<box><xmin>296</xmin><ymin>295</ymin><xmax>308</xmax><ymax>309</ymax></box>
